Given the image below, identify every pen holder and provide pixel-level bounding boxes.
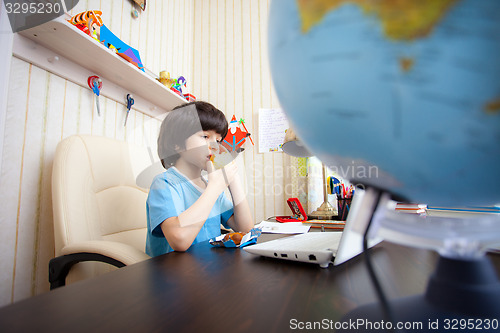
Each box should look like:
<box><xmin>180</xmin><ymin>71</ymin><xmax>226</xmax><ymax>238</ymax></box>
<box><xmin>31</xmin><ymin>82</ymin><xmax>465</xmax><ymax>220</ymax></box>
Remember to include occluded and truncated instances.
<box><xmin>337</xmin><ymin>198</ymin><xmax>352</xmax><ymax>221</ymax></box>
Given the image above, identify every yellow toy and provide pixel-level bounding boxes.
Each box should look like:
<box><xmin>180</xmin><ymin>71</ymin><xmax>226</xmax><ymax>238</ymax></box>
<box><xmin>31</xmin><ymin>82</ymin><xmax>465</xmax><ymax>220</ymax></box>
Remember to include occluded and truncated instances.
<box><xmin>158</xmin><ymin>71</ymin><xmax>176</xmax><ymax>88</ymax></box>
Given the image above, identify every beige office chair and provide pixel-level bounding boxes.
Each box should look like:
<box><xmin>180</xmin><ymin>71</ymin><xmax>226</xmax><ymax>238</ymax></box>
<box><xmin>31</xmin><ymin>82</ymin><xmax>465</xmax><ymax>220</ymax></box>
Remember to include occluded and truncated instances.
<box><xmin>50</xmin><ymin>135</ymin><xmax>154</xmax><ymax>289</ymax></box>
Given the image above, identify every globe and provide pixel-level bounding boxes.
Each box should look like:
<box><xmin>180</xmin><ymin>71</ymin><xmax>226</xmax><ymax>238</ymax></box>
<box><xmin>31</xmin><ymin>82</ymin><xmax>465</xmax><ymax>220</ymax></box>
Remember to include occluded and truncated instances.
<box><xmin>269</xmin><ymin>0</ymin><xmax>500</xmax><ymax>206</ymax></box>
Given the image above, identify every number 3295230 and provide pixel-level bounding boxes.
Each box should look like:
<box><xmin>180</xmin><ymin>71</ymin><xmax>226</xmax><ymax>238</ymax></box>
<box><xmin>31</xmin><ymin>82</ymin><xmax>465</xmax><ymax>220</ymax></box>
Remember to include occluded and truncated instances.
<box><xmin>444</xmin><ymin>318</ymin><xmax>498</xmax><ymax>330</ymax></box>
<box><xmin>5</xmin><ymin>2</ymin><xmax>62</xmax><ymax>14</ymax></box>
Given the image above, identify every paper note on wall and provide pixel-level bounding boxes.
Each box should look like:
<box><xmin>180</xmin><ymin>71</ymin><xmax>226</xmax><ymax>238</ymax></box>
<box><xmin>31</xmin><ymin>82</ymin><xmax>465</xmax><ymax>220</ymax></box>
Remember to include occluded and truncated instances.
<box><xmin>258</xmin><ymin>108</ymin><xmax>289</xmax><ymax>153</ymax></box>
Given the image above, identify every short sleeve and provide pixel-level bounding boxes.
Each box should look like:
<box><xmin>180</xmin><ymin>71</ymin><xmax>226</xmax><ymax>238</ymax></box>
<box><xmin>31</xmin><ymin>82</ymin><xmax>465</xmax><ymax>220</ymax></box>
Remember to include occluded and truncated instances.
<box><xmin>147</xmin><ymin>176</ymin><xmax>185</xmax><ymax>237</ymax></box>
<box><xmin>219</xmin><ymin>192</ymin><xmax>234</xmax><ymax>229</ymax></box>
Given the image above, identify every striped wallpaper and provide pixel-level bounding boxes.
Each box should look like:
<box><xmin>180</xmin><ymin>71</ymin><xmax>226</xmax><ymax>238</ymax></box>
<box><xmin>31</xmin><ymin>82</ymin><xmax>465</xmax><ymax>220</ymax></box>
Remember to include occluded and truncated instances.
<box><xmin>192</xmin><ymin>0</ymin><xmax>296</xmax><ymax>223</ymax></box>
<box><xmin>0</xmin><ymin>57</ymin><xmax>164</xmax><ymax>305</ymax></box>
<box><xmin>0</xmin><ymin>0</ymin><xmax>307</xmax><ymax>307</ymax></box>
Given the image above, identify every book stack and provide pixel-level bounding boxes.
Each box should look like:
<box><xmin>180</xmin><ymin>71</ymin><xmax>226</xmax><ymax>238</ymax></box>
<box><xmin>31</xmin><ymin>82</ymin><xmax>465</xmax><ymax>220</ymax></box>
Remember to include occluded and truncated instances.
<box><xmin>395</xmin><ymin>203</ymin><xmax>427</xmax><ymax>215</ymax></box>
<box><xmin>425</xmin><ymin>206</ymin><xmax>500</xmax><ymax>218</ymax></box>
<box><xmin>302</xmin><ymin>220</ymin><xmax>346</xmax><ymax>230</ymax></box>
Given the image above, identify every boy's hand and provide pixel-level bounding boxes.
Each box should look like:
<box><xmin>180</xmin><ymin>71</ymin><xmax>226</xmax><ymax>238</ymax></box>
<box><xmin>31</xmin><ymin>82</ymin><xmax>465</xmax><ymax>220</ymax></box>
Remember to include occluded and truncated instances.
<box><xmin>206</xmin><ymin>159</ymin><xmax>238</xmax><ymax>195</ymax></box>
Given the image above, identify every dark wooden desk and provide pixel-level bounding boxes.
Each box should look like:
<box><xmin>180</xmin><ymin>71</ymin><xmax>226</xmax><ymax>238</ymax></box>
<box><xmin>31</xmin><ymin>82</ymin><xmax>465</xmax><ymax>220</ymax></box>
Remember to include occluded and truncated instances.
<box><xmin>1</xmin><ymin>239</ymin><xmax>499</xmax><ymax>332</ymax></box>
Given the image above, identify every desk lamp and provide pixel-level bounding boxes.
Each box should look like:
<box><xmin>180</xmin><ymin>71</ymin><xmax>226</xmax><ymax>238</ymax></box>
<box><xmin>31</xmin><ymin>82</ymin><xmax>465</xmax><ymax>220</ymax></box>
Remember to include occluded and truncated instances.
<box><xmin>282</xmin><ymin>128</ymin><xmax>336</xmax><ymax>220</ymax></box>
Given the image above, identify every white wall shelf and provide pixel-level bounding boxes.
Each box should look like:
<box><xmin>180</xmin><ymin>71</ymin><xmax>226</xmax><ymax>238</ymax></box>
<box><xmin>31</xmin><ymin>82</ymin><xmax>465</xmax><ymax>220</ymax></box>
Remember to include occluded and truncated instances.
<box><xmin>13</xmin><ymin>14</ymin><xmax>186</xmax><ymax>119</ymax></box>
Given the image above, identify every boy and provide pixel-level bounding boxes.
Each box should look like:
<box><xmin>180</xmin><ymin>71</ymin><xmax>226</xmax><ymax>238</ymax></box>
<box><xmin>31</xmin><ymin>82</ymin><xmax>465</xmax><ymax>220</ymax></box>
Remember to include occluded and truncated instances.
<box><xmin>146</xmin><ymin>101</ymin><xmax>253</xmax><ymax>256</ymax></box>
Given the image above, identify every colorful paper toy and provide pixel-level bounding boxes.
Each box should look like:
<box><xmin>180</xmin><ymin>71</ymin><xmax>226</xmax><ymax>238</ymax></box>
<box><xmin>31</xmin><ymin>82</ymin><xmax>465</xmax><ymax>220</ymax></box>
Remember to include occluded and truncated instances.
<box><xmin>222</xmin><ymin>115</ymin><xmax>252</xmax><ymax>153</ymax></box>
<box><xmin>161</xmin><ymin>75</ymin><xmax>195</xmax><ymax>100</ymax></box>
<box><xmin>170</xmin><ymin>87</ymin><xmax>182</xmax><ymax>96</ymax></box>
<box><xmin>68</xmin><ymin>10</ymin><xmax>103</xmax><ymax>40</ymax></box>
<box><xmin>178</xmin><ymin>76</ymin><xmax>187</xmax><ymax>94</ymax></box>
<box><xmin>172</xmin><ymin>76</ymin><xmax>197</xmax><ymax>101</ymax></box>
<box><xmin>99</xmin><ymin>25</ymin><xmax>144</xmax><ymax>71</ymax></box>
<box><xmin>238</xmin><ymin>118</ymin><xmax>254</xmax><ymax>145</ymax></box>
<box><xmin>171</xmin><ymin>76</ymin><xmax>187</xmax><ymax>94</ymax></box>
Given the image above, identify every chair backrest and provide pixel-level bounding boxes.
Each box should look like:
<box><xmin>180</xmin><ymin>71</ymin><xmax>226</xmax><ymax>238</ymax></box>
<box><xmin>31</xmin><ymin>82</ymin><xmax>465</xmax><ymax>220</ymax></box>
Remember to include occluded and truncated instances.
<box><xmin>52</xmin><ymin>134</ymin><xmax>154</xmax><ymax>261</ymax></box>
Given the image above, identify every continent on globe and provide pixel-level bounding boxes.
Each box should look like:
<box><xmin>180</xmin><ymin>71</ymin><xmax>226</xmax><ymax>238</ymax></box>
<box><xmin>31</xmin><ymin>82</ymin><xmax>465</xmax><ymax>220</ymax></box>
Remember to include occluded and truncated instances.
<box><xmin>484</xmin><ymin>98</ymin><xmax>500</xmax><ymax>115</ymax></box>
<box><xmin>399</xmin><ymin>57</ymin><xmax>414</xmax><ymax>73</ymax></box>
<box><xmin>297</xmin><ymin>0</ymin><xmax>459</xmax><ymax>41</ymax></box>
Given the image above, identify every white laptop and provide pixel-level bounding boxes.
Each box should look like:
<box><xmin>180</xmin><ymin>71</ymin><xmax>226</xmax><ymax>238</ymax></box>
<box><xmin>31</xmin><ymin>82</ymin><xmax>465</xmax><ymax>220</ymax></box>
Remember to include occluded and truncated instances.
<box><xmin>243</xmin><ymin>189</ymin><xmax>382</xmax><ymax>268</ymax></box>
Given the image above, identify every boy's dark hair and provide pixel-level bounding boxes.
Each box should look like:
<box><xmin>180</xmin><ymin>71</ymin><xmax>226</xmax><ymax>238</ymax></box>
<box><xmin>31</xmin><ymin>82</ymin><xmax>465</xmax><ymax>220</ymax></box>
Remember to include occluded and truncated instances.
<box><xmin>158</xmin><ymin>101</ymin><xmax>228</xmax><ymax>169</ymax></box>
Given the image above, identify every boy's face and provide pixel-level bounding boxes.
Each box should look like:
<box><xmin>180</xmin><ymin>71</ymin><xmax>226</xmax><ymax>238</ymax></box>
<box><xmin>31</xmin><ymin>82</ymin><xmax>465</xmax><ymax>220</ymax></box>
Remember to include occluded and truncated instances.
<box><xmin>178</xmin><ymin>130</ymin><xmax>222</xmax><ymax>170</ymax></box>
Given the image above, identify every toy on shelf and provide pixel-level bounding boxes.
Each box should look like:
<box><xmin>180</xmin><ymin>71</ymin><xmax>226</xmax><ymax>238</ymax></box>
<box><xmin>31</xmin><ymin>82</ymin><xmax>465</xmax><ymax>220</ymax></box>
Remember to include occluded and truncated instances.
<box><xmin>171</xmin><ymin>76</ymin><xmax>186</xmax><ymax>94</ymax></box>
<box><xmin>221</xmin><ymin>115</ymin><xmax>253</xmax><ymax>153</ymax></box>
<box><xmin>184</xmin><ymin>93</ymin><xmax>196</xmax><ymax>102</ymax></box>
<box><xmin>87</xmin><ymin>75</ymin><xmax>102</xmax><ymax>116</ymax></box>
<box><xmin>170</xmin><ymin>75</ymin><xmax>197</xmax><ymax>101</ymax></box>
<box><xmin>157</xmin><ymin>72</ymin><xmax>197</xmax><ymax>100</ymax></box>
<box><xmin>170</xmin><ymin>87</ymin><xmax>182</xmax><ymax>97</ymax></box>
<box><xmin>170</xmin><ymin>76</ymin><xmax>185</xmax><ymax>97</ymax></box>
<box><xmin>69</xmin><ymin>11</ymin><xmax>145</xmax><ymax>71</ymax></box>
<box><xmin>99</xmin><ymin>25</ymin><xmax>144</xmax><ymax>71</ymax></box>
<box><xmin>158</xmin><ymin>71</ymin><xmax>176</xmax><ymax>88</ymax></box>
<box><xmin>68</xmin><ymin>10</ymin><xmax>103</xmax><ymax>40</ymax></box>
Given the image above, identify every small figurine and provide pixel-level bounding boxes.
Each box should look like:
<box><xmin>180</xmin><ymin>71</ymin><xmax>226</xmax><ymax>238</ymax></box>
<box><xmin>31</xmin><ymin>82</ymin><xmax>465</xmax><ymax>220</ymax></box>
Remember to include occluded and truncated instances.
<box><xmin>171</xmin><ymin>76</ymin><xmax>186</xmax><ymax>94</ymax></box>
<box><xmin>177</xmin><ymin>76</ymin><xmax>187</xmax><ymax>94</ymax></box>
<box><xmin>170</xmin><ymin>76</ymin><xmax>197</xmax><ymax>101</ymax></box>
<box><xmin>158</xmin><ymin>71</ymin><xmax>176</xmax><ymax>87</ymax></box>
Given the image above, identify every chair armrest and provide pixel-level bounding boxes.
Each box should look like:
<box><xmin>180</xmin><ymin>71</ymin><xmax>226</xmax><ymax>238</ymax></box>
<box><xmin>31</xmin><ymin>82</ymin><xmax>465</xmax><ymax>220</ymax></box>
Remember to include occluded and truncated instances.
<box><xmin>49</xmin><ymin>241</ymin><xmax>150</xmax><ymax>290</ymax></box>
<box><xmin>61</xmin><ymin>240</ymin><xmax>150</xmax><ymax>264</ymax></box>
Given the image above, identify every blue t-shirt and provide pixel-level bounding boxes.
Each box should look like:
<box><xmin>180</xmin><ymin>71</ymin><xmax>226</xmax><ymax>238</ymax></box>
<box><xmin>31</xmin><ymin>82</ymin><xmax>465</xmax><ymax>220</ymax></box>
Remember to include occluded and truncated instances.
<box><xmin>146</xmin><ymin>167</ymin><xmax>234</xmax><ymax>256</ymax></box>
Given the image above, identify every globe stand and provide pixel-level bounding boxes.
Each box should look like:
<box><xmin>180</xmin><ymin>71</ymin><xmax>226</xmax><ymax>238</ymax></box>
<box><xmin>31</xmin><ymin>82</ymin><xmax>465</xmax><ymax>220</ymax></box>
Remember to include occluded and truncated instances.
<box><xmin>338</xmin><ymin>189</ymin><xmax>500</xmax><ymax>332</ymax></box>
<box><xmin>340</xmin><ymin>255</ymin><xmax>500</xmax><ymax>332</ymax></box>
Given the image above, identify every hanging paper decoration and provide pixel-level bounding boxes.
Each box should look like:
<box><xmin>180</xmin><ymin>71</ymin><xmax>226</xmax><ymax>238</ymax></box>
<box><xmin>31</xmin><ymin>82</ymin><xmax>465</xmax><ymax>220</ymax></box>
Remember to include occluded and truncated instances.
<box><xmin>222</xmin><ymin>115</ymin><xmax>253</xmax><ymax>153</ymax></box>
<box><xmin>238</xmin><ymin>118</ymin><xmax>254</xmax><ymax>145</ymax></box>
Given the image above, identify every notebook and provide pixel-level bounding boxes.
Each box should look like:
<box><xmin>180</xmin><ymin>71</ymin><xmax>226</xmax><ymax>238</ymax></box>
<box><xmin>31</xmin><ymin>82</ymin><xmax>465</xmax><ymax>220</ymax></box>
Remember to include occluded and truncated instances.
<box><xmin>243</xmin><ymin>189</ymin><xmax>382</xmax><ymax>268</ymax></box>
